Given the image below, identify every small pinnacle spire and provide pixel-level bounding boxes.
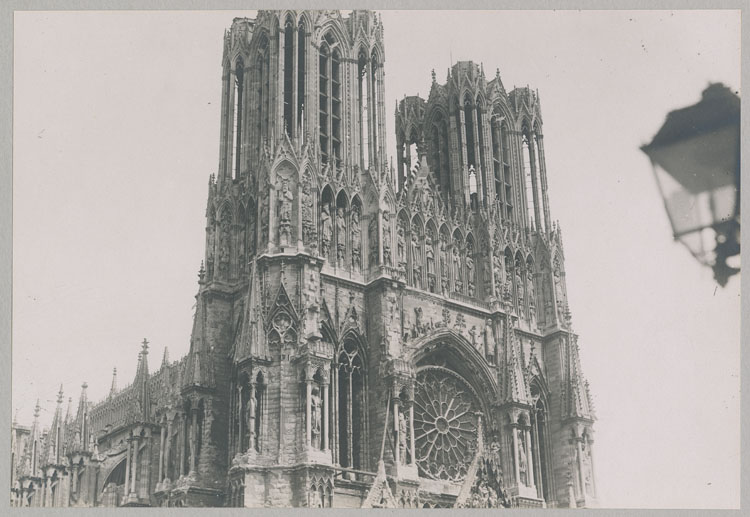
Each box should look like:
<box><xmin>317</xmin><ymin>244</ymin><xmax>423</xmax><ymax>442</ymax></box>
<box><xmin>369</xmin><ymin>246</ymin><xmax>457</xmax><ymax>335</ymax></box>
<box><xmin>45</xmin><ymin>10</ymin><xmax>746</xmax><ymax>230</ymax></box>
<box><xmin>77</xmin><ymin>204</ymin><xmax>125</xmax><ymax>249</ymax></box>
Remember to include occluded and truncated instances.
<box><xmin>110</xmin><ymin>367</ymin><xmax>118</xmax><ymax>396</ymax></box>
<box><xmin>431</xmin><ymin>69</ymin><xmax>436</xmax><ymax>83</ymax></box>
<box><xmin>57</xmin><ymin>384</ymin><xmax>64</xmax><ymax>405</ymax></box>
<box><xmin>34</xmin><ymin>399</ymin><xmax>41</xmax><ymax>419</ymax></box>
<box><xmin>162</xmin><ymin>346</ymin><xmax>170</xmax><ymax>367</ymax></box>
<box><xmin>65</xmin><ymin>396</ymin><xmax>73</xmax><ymax>423</ymax></box>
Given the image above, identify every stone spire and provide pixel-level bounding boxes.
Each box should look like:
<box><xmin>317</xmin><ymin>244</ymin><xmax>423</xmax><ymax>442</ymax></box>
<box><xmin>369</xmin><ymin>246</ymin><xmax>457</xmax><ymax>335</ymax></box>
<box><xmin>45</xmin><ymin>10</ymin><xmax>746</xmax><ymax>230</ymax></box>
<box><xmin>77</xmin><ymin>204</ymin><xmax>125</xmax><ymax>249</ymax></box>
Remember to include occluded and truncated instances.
<box><xmin>133</xmin><ymin>338</ymin><xmax>152</xmax><ymax>422</ymax></box>
<box><xmin>23</xmin><ymin>399</ymin><xmax>42</xmax><ymax>477</ymax></box>
<box><xmin>183</xmin><ymin>294</ymin><xmax>216</xmax><ymax>390</ymax></box>
<box><xmin>501</xmin><ymin>317</ymin><xmax>530</xmax><ymax>405</ymax></box>
<box><xmin>109</xmin><ymin>367</ymin><xmax>118</xmax><ymax>398</ymax></box>
<box><xmin>562</xmin><ymin>334</ymin><xmax>594</xmax><ymax>421</ymax></box>
<box><xmin>161</xmin><ymin>346</ymin><xmax>170</xmax><ymax>368</ymax></box>
<box><xmin>44</xmin><ymin>385</ymin><xmax>64</xmax><ymax>466</ymax></box>
<box><xmin>64</xmin><ymin>396</ymin><xmax>73</xmax><ymax>425</ymax></box>
<box><xmin>72</xmin><ymin>382</ymin><xmax>89</xmax><ymax>453</ymax></box>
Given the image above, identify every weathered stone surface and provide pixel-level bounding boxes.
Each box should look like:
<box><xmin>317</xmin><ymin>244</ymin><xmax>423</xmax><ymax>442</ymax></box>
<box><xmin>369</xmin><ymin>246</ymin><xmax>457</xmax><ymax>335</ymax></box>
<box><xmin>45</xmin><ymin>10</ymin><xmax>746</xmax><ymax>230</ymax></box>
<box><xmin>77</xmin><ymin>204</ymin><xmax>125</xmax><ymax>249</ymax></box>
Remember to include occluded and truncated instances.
<box><xmin>11</xmin><ymin>9</ymin><xmax>597</xmax><ymax>510</ymax></box>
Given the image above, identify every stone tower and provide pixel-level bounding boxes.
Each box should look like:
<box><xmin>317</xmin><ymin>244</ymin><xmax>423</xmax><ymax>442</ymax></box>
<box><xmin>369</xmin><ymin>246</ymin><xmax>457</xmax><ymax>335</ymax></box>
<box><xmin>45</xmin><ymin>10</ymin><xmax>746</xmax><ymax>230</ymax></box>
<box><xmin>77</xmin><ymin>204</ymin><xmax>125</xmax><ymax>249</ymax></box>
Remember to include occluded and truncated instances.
<box><xmin>11</xmin><ymin>9</ymin><xmax>598</xmax><ymax>509</ymax></box>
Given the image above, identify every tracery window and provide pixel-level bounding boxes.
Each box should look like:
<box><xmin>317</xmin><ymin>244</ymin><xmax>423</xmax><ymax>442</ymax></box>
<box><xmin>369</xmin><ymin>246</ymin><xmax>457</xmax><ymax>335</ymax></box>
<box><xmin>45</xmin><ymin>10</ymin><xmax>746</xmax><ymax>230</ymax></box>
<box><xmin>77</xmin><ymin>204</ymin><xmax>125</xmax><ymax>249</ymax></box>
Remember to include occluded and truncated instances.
<box><xmin>533</xmin><ymin>130</ymin><xmax>547</xmax><ymax>233</ymax></box>
<box><xmin>430</xmin><ymin>114</ymin><xmax>451</xmax><ymax>201</ymax></box>
<box><xmin>476</xmin><ymin>99</ymin><xmax>488</xmax><ymax>204</ymax></box>
<box><xmin>530</xmin><ymin>391</ymin><xmax>552</xmax><ymax>502</ymax></box>
<box><xmin>231</xmin><ymin>57</ymin><xmax>244</xmax><ymax>179</ymax></box>
<box><xmin>358</xmin><ymin>52</ymin><xmax>370</xmax><ymax>170</ymax></box>
<box><xmin>297</xmin><ymin>22</ymin><xmax>306</xmax><ymax>127</ymax></box>
<box><xmin>257</xmin><ymin>36</ymin><xmax>270</xmax><ymax>151</ymax></box>
<box><xmin>283</xmin><ymin>16</ymin><xmax>294</xmax><ymax>137</ymax></box>
<box><xmin>413</xmin><ymin>366</ymin><xmax>481</xmax><ymax>482</ymax></box>
<box><xmin>336</xmin><ymin>339</ymin><xmax>365</xmax><ymax>470</ymax></box>
<box><xmin>370</xmin><ymin>51</ymin><xmax>380</xmax><ymax>167</ymax></box>
<box><xmin>501</xmin><ymin>123</ymin><xmax>513</xmax><ymax>220</ymax></box>
<box><xmin>522</xmin><ymin>131</ymin><xmax>536</xmax><ymax>230</ymax></box>
<box><xmin>318</xmin><ymin>33</ymin><xmax>341</xmax><ymax>168</ymax></box>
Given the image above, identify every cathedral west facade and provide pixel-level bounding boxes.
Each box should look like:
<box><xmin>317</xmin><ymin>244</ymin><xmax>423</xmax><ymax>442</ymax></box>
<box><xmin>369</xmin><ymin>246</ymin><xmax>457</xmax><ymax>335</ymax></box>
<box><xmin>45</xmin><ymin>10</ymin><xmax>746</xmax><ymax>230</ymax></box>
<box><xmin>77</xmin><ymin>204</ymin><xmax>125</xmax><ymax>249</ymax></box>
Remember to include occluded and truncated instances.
<box><xmin>10</xmin><ymin>9</ymin><xmax>598</xmax><ymax>509</ymax></box>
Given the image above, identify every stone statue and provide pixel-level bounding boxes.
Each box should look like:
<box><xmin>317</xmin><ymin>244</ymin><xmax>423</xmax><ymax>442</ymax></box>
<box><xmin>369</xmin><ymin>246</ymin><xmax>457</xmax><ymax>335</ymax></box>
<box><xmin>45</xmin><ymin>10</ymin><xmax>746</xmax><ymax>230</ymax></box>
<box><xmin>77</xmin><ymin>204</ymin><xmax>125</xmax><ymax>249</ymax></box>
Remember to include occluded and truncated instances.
<box><xmin>516</xmin><ymin>270</ymin><xmax>524</xmax><ymax>308</ymax></box>
<box><xmin>218</xmin><ymin>214</ymin><xmax>231</xmax><ymax>276</ymax></box>
<box><xmin>493</xmin><ymin>251</ymin><xmax>503</xmax><ymax>297</ymax></box>
<box><xmin>260</xmin><ymin>191</ymin><xmax>269</xmax><ymax>243</ymax></box>
<box><xmin>279</xmin><ymin>179</ymin><xmax>293</xmax><ymax>222</ymax></box>
<box><xmin>466</xmin><ymin>253</ymin><xmax>475</xmax><ymax>296</ymax></box>
<box><xmin>309</xmin><ymin>490</ymin><xmax>322</xmax><ymax>508</ymax></box>
<box><xmin>411</xmin><ymin>232</ymin><xmax>421</xmax><ymax>288</ymax></box>
<box><xmin>440</xmin><ymin>236</ymin><xmax>449</xmax><ymax>295</ymax></box>
<box><xmin>397</xmin><ymin>222</ymin><xmax>406</xmax><ymax>266</ymax></box>
<box><xmin>351</xmin><ymin>207</ymin><xmax>361</xmax><ymax>271</ymax></box>
<box><xmin>398</xmin><ymin>411</ymin><xmax>408</xmax><ymax>464</ymax></box>
<box><xmin>311</xmin><ymin>386</ymin><xmax>322</xmax><ymax>449</ymax></box>
<box><xmin>368</xmin><ymin>217</ymin><xmax>379</xmax><ymax>266</ymax></box>
<box><xmin>301</xmin><ymin>181</ymin><xmax>315</xmax><ymax>246</ymax></box>
<box><xmin>247</xmin><ymin>392</ymin><xmax>257</xmax><ymax>450</ymax></box>
<box><xmin>554</xmin><ymin>264</ymin><xmax>565</xmax><ymax>320</ymax></box>
<box><xmin>336</xmin><ymin>208</ymin><xmax>346</xmax><ymax>267</ymax></box>
<box><xmin>425</xmin><ymin>233</ymin><xmax>435</xmax><ymax>275</ymax></box>
<box><xmin>483</xmin><ymin>319</ymin><xmax>494</xmax><ymax>361</ymax></box>
<box><xmin>582</xmin><ymin>438</ymin><xmax>594</xmax><ymax>496</ymax></box>
<box><xmin>320</xmin><ymin>204</ymin><xmax>332</xmax><ymax>257</ymax></box>
<box><xmin>414</xmin><ymin>306</ymin><xmax>424</xmax><ymax>336</ymax></box>
<box><xmin>453</xmin><ymin>246</ymin><xmax>463</xmax><ymax>292</ymax></box>
<box><xmin>382</xmin><ymin>211</ymin><xmax>392</xmax><ymax>266</ymax></box>
<box><xmin>468</xmin><ymin>325</ymin><xmax>478</xmax><ymax>348</ymax></box>
<box><xmin>518</xmin><ymin>432</ymin><xmax>528</xmax><ymax>485</ymax></box>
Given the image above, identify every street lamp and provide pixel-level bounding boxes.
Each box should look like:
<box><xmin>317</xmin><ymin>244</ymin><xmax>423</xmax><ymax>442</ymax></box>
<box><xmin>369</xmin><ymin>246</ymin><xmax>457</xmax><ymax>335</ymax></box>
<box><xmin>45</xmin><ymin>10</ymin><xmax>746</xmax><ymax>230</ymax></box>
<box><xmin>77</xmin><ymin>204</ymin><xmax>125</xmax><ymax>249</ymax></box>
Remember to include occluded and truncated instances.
<box><xmin>641</xmin><ymin>83</ymin><xmax>740</xmax><ymax>287</ymax></box>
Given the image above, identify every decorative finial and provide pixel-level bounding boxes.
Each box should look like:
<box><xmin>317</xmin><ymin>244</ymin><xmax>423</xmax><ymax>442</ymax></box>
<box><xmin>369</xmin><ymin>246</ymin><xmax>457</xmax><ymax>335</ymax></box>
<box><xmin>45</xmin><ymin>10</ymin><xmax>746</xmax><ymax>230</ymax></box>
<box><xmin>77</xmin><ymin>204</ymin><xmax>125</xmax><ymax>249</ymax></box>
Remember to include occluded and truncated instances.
<box><xmin>57</xmin><ymin>385</ymin><xmax>64</xmax><ymax>404</ymax></box>
<box><xmin>199</xmin><ymin>261</ymin><xmax>205</xmax><ymax>281</ymax></box>
<box><xmin>496</xmin><ymin>68</ymin><xmax>500</xmax><ymax>79</ymax></box>
<box><xmin>141</xmin><ymin>338</ymin><xmax>149</xmax><ymax>355</ymax></box>
<box><xmin>82</xmin><ymin>382</ymin><xmax>88</xmax><ymax>390</ymax></box>
<box><xmin>431</xmin><ymin>69</ymin><xmax>436</xmax><ymax>83</ymax></box>
<box><xmin>34</xmin><ymin>399</ymin><xmax>41</xmax><ymax>419</ymax></box>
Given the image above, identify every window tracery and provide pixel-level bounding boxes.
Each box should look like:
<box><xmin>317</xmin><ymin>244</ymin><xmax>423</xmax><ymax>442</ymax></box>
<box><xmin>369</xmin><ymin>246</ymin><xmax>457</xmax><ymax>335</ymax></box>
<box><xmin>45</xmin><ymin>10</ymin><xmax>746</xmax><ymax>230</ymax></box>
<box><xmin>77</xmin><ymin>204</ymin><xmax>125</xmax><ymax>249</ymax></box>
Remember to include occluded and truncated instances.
<box><xmin>413</xmin><ymin>366</ymin><xmax>481</xmax><ymax>482</ymax></box>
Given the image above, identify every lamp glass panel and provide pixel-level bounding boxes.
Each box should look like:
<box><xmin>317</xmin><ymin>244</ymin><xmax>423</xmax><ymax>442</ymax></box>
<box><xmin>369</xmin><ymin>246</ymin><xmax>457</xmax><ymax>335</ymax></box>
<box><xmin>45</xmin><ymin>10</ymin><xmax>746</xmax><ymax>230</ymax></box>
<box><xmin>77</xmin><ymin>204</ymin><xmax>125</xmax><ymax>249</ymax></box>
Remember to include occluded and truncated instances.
<box><xmin>710</xmin><ymin>184</ymin><xmax>737</xmax><ymax>224</ymax></box>
<box><xmin>678</xmin><ymin>226</ymin><xmax>715</xmax><ymax>266</ymax></box>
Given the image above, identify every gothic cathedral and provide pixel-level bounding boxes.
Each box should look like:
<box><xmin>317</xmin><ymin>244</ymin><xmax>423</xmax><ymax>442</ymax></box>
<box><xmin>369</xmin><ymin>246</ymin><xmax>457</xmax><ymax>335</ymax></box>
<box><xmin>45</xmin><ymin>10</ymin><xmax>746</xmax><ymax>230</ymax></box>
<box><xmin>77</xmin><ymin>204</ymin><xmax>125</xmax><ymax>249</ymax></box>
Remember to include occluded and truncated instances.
<box><xmin>11</xmin><ymin>10</ymin><xmax>598</xmax><ymax>509</ymax></box>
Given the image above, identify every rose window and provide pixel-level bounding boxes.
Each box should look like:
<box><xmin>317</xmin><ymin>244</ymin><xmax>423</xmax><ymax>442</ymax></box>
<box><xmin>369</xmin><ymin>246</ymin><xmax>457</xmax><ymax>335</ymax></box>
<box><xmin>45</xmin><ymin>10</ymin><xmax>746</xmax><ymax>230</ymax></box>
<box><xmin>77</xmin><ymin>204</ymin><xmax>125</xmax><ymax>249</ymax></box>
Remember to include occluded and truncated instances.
<box><xmin>413</xmin><ymin>366</ymin><xmax>481</xmax><ymax>482</ymax></box>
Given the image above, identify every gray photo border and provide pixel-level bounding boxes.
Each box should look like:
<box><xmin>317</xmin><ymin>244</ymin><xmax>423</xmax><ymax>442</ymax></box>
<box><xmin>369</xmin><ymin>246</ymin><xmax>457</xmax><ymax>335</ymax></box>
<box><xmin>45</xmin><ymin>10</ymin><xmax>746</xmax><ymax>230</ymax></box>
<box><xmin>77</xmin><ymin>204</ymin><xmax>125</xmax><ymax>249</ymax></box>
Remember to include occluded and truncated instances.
<box><xmin>0</xmin><ymin>1</ymin><xmax>746</xmax><ymax>516</ymax></box>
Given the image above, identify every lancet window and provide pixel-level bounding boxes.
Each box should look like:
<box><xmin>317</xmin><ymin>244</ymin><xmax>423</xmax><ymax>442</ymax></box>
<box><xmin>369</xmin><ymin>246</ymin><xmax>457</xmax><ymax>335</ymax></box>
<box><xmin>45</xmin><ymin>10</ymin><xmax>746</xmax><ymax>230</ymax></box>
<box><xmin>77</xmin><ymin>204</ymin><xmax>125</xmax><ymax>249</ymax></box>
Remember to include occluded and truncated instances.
<box><xmin>358</xmin><ymin>51</ymin><xmax>370</xmax><ymax>171</ymax></box>
<box><xmin>256</xmin><ymin>35</ymin><xmax>271</xmax><ymax>151</ymax></box>
<box><xmin>297</xmin><ymin>22</ymin><xmax>306</xmax><ymax>128</ymax></box>
<box><xmin>231</xmin><ymin>57</ymin><xmax>244</xmax><ymax>179</ymax></box>
<box><xmin>429</xmin><ymin>111</ymin><xmax>452</xmax><ymax>202</ymax></box>
<box><xmin>530</xmin><ymin>384</ymin><xmax>552</xmax><ymax>502</ymax></box>
<box><xmin>318</xmin><ymin>33</ymin><xmax>342</xmax><ymax>168</ymax></box>
<box><xmin>533</xmin><ymin>128</ymin><xmax>547</xmax><ymax>233</ymax></box>
<box><xmin>476</xmin><ymin>99</ymin><xmax>488</xmax><ymax>205</ymax></box>
<box><xmin>336</xmin><ymin>338</ymin><xmax>366</xmax><ymax>471</ymax></box>
<box><xmin>370</xmin><ymin>51</ymin><xmax>380</xmax><ymax>168</ymax></box>
<box><xmin>283</xmin><ymin>16</ymin><xmax>294</xmax><ymax>137</ymax></box>
<box><xmin>522</xmin><ymin>131</ymin><xmax>536</xmax><ymax>230</ymax></box>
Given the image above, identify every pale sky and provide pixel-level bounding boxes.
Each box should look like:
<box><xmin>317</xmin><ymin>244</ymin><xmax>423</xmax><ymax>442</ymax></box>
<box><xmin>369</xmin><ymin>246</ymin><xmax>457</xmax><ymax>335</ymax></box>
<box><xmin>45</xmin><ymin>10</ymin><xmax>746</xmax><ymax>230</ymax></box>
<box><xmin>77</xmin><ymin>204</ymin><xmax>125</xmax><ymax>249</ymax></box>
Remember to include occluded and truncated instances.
<box><xmin>13</xmin><ymin>10</ymin><xmax>740</xmax><ymax>509</ymax></box>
